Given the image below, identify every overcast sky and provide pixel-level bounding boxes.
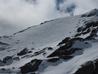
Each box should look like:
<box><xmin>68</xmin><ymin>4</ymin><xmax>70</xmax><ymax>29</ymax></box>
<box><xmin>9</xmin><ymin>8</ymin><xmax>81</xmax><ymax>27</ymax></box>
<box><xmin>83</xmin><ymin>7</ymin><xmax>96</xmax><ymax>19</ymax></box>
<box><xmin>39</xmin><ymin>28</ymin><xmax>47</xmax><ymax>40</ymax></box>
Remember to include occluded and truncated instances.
<box><xmin>0</xmin><ymin>0</ymin><xmax>98</xmax><ymax>36</ymax></box>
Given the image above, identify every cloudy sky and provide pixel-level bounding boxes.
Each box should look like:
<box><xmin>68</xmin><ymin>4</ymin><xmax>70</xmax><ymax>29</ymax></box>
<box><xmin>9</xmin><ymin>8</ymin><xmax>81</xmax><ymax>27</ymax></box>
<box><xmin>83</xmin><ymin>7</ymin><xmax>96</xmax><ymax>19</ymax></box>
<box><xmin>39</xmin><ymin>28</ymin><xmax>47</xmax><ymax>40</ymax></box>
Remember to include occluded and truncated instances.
<box><xmin>0</xmin><ymin>0</ymin><xmax>98</xmax><ymax>35</ymax></box>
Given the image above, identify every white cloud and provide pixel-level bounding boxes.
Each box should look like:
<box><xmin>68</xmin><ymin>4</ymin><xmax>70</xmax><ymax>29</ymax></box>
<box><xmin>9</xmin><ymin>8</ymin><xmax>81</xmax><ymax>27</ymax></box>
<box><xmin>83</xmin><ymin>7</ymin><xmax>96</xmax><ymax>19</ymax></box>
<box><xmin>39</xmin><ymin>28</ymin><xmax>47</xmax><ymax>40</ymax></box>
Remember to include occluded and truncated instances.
<box><xmin>0</xmin><ymin>0</ymin><xmax>60</xmax><ymax>35</ymax></box>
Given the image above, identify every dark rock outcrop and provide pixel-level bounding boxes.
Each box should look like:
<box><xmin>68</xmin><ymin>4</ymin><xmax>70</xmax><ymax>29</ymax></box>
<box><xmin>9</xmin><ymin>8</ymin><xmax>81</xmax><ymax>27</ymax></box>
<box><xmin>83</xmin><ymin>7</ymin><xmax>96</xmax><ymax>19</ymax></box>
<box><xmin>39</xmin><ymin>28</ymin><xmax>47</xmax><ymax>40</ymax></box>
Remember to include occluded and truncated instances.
<box><xmin>58</xmin><ymin>37</ymin><xmax>71</xmax><ymax>46</ymax></box>
<box><xmin>3</xmin><ymin>56</ymin><xmax>13</xmax><ymax>65</ymax></box>
<box><xmin>48</xmin><ymin>37</ymin><xmax>84</xmax><ymax>59</ymax></box>
<box><xmin>20</xmin><ymin>59</ymin><xmax>42</xmax><ymax>74</ymax></box>
<box><xmin>81</xmin><ymin>9</ymin><xmax>98</xmax><ymax>17</ymax></box>
<box><xmin>94</xmin><ymin>59</ymin><xmax>98</xmax><ymax>74</ymax></box>
<box><xmin>74</xmin><ymin>59</ymin><xmax>98</xmax><ymax>74</ymax></box>
<box><xmin>43</xmin><ymin>47</ymin><xmax>53</xmax><ymax>50</ymax></box>
<box><xmin>17</xmin><ymin>48</ymin><xmax>29</xmax><ymax>56</ymax></box>
<box><xmin>75</xmin><ymin>20</ymin><xmax>98</xmax><ymax>40</ymax></box>
<box><xmin>13</xmin><ymin>57</ymin><xmax>20</xmax><ymax>61</ymax></box>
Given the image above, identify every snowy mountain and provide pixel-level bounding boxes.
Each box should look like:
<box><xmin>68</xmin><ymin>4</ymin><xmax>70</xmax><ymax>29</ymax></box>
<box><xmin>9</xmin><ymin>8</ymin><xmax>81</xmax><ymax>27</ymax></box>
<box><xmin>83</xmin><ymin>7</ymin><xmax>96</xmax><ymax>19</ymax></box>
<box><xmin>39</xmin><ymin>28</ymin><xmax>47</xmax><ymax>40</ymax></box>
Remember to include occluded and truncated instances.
<box><xmin>1</xmin><ymin>0</ymin><xmax>98</xmax><ymax>36</ymax></box>
<box><xmin>0</xmin><ymin>0</ymin><xmax>98</xmax><ymax>36</ymax></box>
<box><xmin>0</xmin><ymin>9</ymin><xmax>98</xmax><ymax>74</ymax></box>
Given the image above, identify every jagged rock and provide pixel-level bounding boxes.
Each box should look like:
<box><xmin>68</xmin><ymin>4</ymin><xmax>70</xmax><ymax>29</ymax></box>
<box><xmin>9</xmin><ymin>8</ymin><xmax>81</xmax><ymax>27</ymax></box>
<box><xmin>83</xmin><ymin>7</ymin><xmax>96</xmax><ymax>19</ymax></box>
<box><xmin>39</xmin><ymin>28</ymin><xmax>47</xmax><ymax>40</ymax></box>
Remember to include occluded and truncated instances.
<box><xmin>48</xmin><ymin>37</ymin><xmax>84</xmax><ymax>58</ymax></box>
<box><xmin>75</xmin><ymin>33</ymin><xmax>81</xmax><ymax>37</ymax></box>
<box><xmin>58</xmin><ymin>37</ymin><xmax>71</xmax><ymax>46</ymax></box>
<box><xmin>81</xmin><ymin>9</ymin><xmax>98</xmax><ymax>17</ymax></box>
<box><xmin>3</xmin><ymin>56</ymin><xmax>13</xmax><ymax>65</ymax></box>
<box><xmin>13</xmin><ymin>57</ymin><xmax>20</xmax><ymax>61</ymax></box>
<box><xmin>43</xmin><ymin>47</ymin><xmax>53</xmax><ymax>50</ymax></box>
<box><xmin>70</xmin><ymin>38</ymin><xmax>84</xmax><ymax>42</ymax></box>
<box><xmin>28</xmin><ymin>51</ymin><xmax>32</xmax><ymax>53</ymax></box>
<box><xmin>74</xmin><ymin>59</ymin><xmax>98</xmax><ymax>74</ymax></box>
<box><xmin>82</xmin><ymin>28</ymin><xmax>91</xmax><ymax>35</ymax></box>
<box><xmin>20</xmin><ymin>59</ymin><xmax>42</xmax><ymax>74</ymax></box>
<box><xmin>77</xmin><ymin>27</ymin><xmax>84</xmax><ymax>33</ymax></box>
<box><xmin>75</xmin><ymin>20</ymin><xmax>98</xmax><ymax>38</ymax></box>
<box><xmin>85</xmin><ymin>28</ymin><xmax>98</xmax><ymax>40</ymax></box>
<box><xmin>47</xmin><ymin>45</ymin><xmax>71</xmax><ymax>58</ymax></box>
<box><xmin>34</xmin><ymin>49</ymin><xmax>45</xmax><ymax>56</ymax></box>
<box><xmin>17</xmin><ymin>48</ymin><xmax>29</xmax><ymax>56</ymax></box>
<box><xmin>75</xmin><ymin>20</ymin><xmax>98</xmax><ymax>40</ymax></box>
<box><xmin>90</xmin><ymin>28</ymin><xmax>98</xmax><ymax>36</ymax></box>
<box><xmin>74</xmin><ymin>61</ymin><xmax>95</xmax><ymax>74</ymax></box>
<box><xmin>94</xmin><ymin>59</ymin><xmax>98</xmax><ymax>74</ymax></box>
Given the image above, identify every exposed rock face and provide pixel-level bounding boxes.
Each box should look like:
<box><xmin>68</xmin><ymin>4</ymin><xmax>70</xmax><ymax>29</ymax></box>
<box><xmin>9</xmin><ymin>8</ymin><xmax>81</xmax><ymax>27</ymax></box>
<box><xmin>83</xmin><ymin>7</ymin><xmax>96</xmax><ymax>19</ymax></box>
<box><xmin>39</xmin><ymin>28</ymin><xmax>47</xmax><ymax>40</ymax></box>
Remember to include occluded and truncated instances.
<box><xmin>81</xmin><ymin>9</ymin><xmax>98</xmax><ymax>17</ymax></box>
<box><xmin>3</xmin><ymin>56</ymin><xmax>13</xmax><ymax>65</ymax></box>
<box><xmin>0</xmin><ymin>56</ymin><xmax>13</xmax><ymax>66</ymax></box>
<box><xmin>58</xmin><ymin>37</ymin><xmax>71</xmax><ymax>46</ymax></box>
<box><xmin>74</xmin><ymin>61</ymin><xmax>95</xmax><ymax>74</ymax></box>
<box><xmin>17</xmin><ymin>48</ymin><xmax>29</xmax><ymax>56</ymax></box>
<box><xmin>43</xmin><ymin>47</ymin><xmax>53</xmax><ymax>50</ymax></box>
<box><xmin>94</xmin><ymin>59</ymin><xmax>98</xmax><ymax>74</ymax></box>
<box><xmin>75</xmin><ymin>20</ymin><xmax>98</xmax><ymax>39</ymax></box>
<box><xmin>20</xmin><ymin>59</ymin><xmax>42</xmax><ymax>74</ymax></box>
<box><xmin>74</xmin><ymin>59</ymin><xmax>98</xmax><ymax>74</ymax></box>
<box><xmin>47</xmin><ymin>37</ymin><xmax>85</xmax><ymax>59</ymax></box>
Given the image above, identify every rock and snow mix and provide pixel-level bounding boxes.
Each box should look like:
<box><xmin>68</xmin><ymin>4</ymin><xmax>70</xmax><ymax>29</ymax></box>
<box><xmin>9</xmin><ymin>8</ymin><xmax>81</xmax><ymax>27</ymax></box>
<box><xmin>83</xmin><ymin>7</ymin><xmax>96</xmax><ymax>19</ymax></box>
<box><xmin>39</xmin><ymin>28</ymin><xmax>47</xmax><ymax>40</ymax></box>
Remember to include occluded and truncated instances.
<box><xmin>0</xmin><ymin>9</ymin><xmax>98</xmax><ymax>74</ymax></box>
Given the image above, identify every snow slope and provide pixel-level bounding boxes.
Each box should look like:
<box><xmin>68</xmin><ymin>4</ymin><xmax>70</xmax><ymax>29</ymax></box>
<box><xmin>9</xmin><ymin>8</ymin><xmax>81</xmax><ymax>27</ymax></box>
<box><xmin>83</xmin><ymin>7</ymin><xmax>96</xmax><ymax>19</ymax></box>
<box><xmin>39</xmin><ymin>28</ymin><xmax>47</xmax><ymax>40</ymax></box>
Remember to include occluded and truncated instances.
<box><xmin>0</xmin><ymin>15</ymin><xmax>83</xmax><ymax>50</ymax></box>
<box><xmin>0</xmin><ymin>9</ymin><xmax>98</xmax><ymax>74</ymax></box>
